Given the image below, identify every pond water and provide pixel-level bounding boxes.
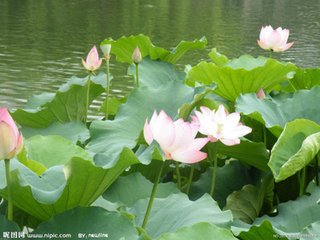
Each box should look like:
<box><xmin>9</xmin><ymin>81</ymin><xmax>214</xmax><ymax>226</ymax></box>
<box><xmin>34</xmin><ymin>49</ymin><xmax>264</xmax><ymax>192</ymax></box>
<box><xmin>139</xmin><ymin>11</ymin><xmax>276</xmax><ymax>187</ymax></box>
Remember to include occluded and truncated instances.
<box><xmin>1</xmin><ymin>0</ymin><xmax>320</xmax><ymax>109</ymax></box>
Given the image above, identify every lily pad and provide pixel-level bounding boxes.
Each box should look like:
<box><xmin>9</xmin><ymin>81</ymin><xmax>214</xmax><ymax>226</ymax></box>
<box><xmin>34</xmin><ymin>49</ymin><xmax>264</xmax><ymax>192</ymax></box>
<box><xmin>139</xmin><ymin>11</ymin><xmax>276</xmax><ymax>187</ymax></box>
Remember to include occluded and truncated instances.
<box><xmin>12</xmin><ymin>73</ymin><xmax>106</xmax><ymax>128</ymax></box>
<box><xmin>232</xmin><ymin>220</ymin><xmax>288</xmax><ymax>240</ymax></box>
<box><xmin>158</xmin><ymin>222</ymin><xmax>237</xmax><ymax>240</ymax></box>
<box><xmin>254</xmin><ymin>182</ymin><xmax>320</xmax><ymax>236</ymax></box>
<box><xmin>101</xmin><ymin>34</ymin><xmax>207</xmax><ymax>64</ymax></box>
<box><xmin>0</xmin><ymin>156</ymin><xmax>136</xmax><ymax>221</ymax></box>
<box><xmin>129</xmin><ymin>193</ymin><xmax>233</xmax><ymax>238</ymax></box>
<box><xmin>33</xmin><ymin>207</ymin><xmax>139</xmax><ymax>240</ymax></box>
<box><xmin>21</xmin><ymin>121</ymin><xmax>89</xmax><ymax>144</ymax></box>
<box><xmin>290</xmin><ymin>68</ymin><xmax>320</xmax><ymax>90</ymax></box>
<box><xmin>236</xmin><ymin>86</ymin><xmax>320</xmax><ymax>136</ymax></box>
<box><xmin>103</xmin><ymin>172</ymin><xmax>179</xmax><ymax>207</ymax></box>
<box><xmin>269</xmin><ymin>119</ymin><xmax>320</xmax><ymax>182</ymax></box>
<box><xmin>186</xmin><ymin>55</ymin><xmax>296</xmax><ymax>101</ymax></box>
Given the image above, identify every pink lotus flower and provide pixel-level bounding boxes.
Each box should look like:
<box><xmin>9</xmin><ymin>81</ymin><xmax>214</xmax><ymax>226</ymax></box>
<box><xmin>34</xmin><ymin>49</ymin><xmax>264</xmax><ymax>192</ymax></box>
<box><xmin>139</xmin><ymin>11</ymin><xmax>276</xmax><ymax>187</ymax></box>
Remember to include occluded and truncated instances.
<box><xmin>144</xmin><ymin>110</ymin><xmax>208</xmax><ymax>163</ymax></box>
<box><xmin>82</xmin><ymin>46</ymin><xmax>102</xmax><ymax>71</ymax></box>
<box><xmin>132</xmin><ymin>47</ymin><xmax>142</xmax><ymax>64</ymax></box>
<box><xmin>257</xmin><ymin>25</ymin><xmax>294</xmax><ymax>52</ymax></box>
<box><xmin>194</xmin><ymin>105</ymin><xmax>252</xmax><ymax>146</ymax></box>
<box><xmin>0</xmin><ymin>108</ymin><xmax>23</xmax><ymax>160</ymax></box>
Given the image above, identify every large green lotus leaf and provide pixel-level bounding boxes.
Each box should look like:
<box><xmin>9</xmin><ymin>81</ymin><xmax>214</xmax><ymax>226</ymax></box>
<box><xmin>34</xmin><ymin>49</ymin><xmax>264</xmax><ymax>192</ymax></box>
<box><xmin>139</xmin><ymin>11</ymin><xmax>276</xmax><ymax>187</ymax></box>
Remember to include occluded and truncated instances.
<box><xmin>129</xmin><ymin>193</ymin><xmax>233</xmax><ymax>238</ymax></box>
<box><xmin>269</xmin><ymin>119</ymin><xmax>320</xmax><ymax>182</ymax></box>
<box><xmin>101</xmin><ymin>34</ymin><xmax>207</xmax><ymax>64</ymax></box>
<box><xmin>128</xmin><ymin>57</ymin><xmax>185</xmax><ymax>88</ymax></box>
<box><xmin>0</xmin><ymin>214</ymin><xmax>21</xmax><ymax>238</ymax></box>
<box><xmin>21</xmin><ymin>121</ymin><xmax>89</xmax><ymax>144</ymax></box>
<box><xmin>224</xmin><ymin>185</ymin><xmax>264</xmax><ymax>224</ymax></box>
<box><xmin>186</xmin><ymin>55</ymin><xmax>296</xmax><ymax>101</ymax></box>
<box><xmin>33</xmin><ymin>207</ymin><xmax>139</xmax><ymax>240</ymax></box>
<box><xmin>300</xmin><ymin>221</ymin><xmax>320</xmax><ymax>240</ymax></box>
<box><xmin>23</xmin><ymin>135</ymin><xmax>91</xmax><ymax>169</ymax></box>
<box><xmin>217</xmin><ymin>140</ymin><xmax>269</xmax><ymax>171</ymax></box>
<box><xmin>254</xmin><ymin>182</ymin><xmax>320</xmax><ymax>236</ymax></box>
<box><xmin>12</xmin><ymin>73</ymin><xmax>106</xmax><ymax>128</ymax></box>
<box><xmin>208</xmin><ymin>48</ymin><xmax>229</xmax><ymax>67</ymax></box>
<box><xmin>0</xmin><ymin>152</ymin><xmax>136</xmax><ymax>221</ymax></box>
<box><xmin>158</xmin><ymin>222</ymin><xmax>237</xmax><ymax>240</ymax></box>
<box><xmin>290</xmin><ymin>68</ymin><xmax>320</xmax><ymax>90</ymax></box>
<box><xmin>236</xmin><ymin>86</ymin><xmax>320</xmax><ymax>136</ymax></box>
<box><xmin>232</xmin><ymin>220</ymin><xmax>288</xmax><ymax>240</ymax></box>
<box><xmin>87</xmin><ymin>60</ymin><xmax>194</xmax><ymax>167</ymax></box>
<box><xmin>103</xmin><ymin>172</ymin><xmax>179</xmax><ymax>207</ymax></box>
<box><xmin>190</xmin><ymin>161</ymin><xmax>254</xmax><ymax>208</ymax></box>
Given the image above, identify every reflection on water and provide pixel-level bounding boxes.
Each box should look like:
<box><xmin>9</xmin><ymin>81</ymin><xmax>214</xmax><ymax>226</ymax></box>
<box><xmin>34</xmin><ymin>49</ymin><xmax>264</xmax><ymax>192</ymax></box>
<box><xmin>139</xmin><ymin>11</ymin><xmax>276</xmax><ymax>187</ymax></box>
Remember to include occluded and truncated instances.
<box><xmin>0</xmin><ymin>0</ymin><xmax>320</xmax><ymax>109</ymax></box>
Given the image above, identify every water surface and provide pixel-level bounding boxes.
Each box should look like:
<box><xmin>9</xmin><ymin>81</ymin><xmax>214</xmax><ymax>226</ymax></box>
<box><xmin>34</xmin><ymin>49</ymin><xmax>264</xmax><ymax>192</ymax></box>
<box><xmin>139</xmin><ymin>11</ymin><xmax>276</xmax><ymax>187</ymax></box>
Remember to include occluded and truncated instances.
<box><xmin>1</xmin><ymin>0</ymin><xmax>320</xmax><ymax>109</ymax></box>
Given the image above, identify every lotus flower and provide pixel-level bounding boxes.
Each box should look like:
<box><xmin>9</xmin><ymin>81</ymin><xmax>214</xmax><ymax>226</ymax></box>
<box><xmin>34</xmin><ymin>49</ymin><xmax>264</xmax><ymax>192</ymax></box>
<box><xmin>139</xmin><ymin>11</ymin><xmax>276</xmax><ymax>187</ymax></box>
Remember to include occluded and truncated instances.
<box><xmin>132</xmin><ymin>47</ymin><xmax>142</xmax><ymax>64</ymax></box>
<box><xmin>194</xmin><ymin>105</ymin><xmax>252</xmax><ymax>146</ymax></box>
<box><xmin>82</xmin><ymin>46</ymin><xmax>102</xmax><ymax>71</ymax></box>
<box><xmin>0</xmin><ymin>108</ymin><xmax>23</xmax><ymax>160</ymax></box>
<box><xmin>144</xmin><ymin>110</ymin><xmax>208</xmax><ymax>163</ymax></box>
<box><xmin>257</xmin><ymin>25</ymin><xmax>294</xmax><ymax>52</ymax></box>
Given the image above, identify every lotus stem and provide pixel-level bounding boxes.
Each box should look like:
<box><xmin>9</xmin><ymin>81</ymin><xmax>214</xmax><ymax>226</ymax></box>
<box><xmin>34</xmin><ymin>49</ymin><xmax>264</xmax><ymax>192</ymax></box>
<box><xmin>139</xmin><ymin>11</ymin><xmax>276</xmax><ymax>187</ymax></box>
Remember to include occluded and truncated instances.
<box><xmin>269</xmin><ymin>50</ymin><xmax>273</xmax><ymax>58</ymax></box>
<box><xmin>299</xmin><ymin>167</ymin><xmax>306</xmax><ymax>196</ymax></box>
<box><xmin>142</xmin><ymin>161</ymin><xmax>165</xmax><ymax>230</ymax></box>
<box><xmin>185</xmin><ymin>165</ymin><xmax>195</xmax><ymax>195</ymax></box>
<box><xmin>84</xmin><ymin>74</ymin><xmax>91</xmax><ymax>123</ymax></box>
<box><xmin>5</xmin><ymin>159</ymin><xmax>13</xmax><ymax>221</ymax></box>
<box><xmin>105</xmin><ymin>59</ymin><xmax>111</xmax><ymax>119</ymax></box>
<box><xmin>175</xmin><ymin>162</ymin><xmax>182</xmax><ymax>189</ymax></box>
<box><xmin>316</xmin><ymin>154</ymin><xmax>319</xmax><ymax>186</ymax></box>
<box><xmin>209</xmin><ymin>143</ymin><xmax>218</xmax><ymax>197</ymax></box>
<box><xmin>135</xmin><ymin>63</ymin><xmax>140</xmax><ymax>88</ymax></box>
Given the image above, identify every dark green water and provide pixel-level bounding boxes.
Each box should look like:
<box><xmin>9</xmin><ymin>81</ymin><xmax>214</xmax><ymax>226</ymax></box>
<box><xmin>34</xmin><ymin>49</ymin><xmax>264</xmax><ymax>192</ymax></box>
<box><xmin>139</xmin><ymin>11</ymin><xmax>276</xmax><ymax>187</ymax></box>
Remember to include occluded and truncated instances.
<box><xmin>1</xmin><ymin>0</ymin><xmax>320</xmax><ymax>109</ymax></box>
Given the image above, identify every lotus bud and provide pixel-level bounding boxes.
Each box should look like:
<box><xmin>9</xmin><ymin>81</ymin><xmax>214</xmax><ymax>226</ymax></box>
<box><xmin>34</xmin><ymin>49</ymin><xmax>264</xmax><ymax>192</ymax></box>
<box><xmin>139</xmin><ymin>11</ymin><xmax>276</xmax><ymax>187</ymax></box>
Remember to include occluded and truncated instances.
<box><xmin>132</xmin><ymin>47</ymin><xmax>142</xmax><ymax>64</ymax></box>
<box><xmin>0</xmin><ymin>108</ymin><xmax>23</xmax><ymax>160</ymax></box>
<box><xmin>100</xmin><ymin>44</ymin><xmax>112</xmax><ymax>60</ymax></box>
<box><xmin>82</xmin><ymin>45</ymin><xmax>102</xmax><ymax>72</ymax></box>
<box><xmin>257</xmin><ymin>88</ymin><xmax>266</xmax><ymax>99</ymax></box>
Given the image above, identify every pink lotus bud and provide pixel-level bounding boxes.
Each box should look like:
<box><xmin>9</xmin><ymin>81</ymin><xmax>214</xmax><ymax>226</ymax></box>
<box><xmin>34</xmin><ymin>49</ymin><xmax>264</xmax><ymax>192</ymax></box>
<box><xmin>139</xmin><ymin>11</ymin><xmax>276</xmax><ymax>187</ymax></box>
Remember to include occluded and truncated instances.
<box><xmin>257</xmin><ymin>88</ymin><xmax>266</xmax><ymax>99</ymax></box>
<box><xmin>193</xmin><ymin>105</ymin><xmax>252</xmax><ymax>146</ymax></box>
<box><xmin>132</xmin><ymin>47</ymin><xmax>142</xmax><ymax>64</ymax></box>
<box><xmin>144</xmin><ymin>110</ymin><xmax>208</xmax><ymax>163</ymax></box>
<box><xmin>100</xmin><ymin>44</ymin><xmax>111</xmax><ymax>60</ymax></box>
<box><xmin>257</xmin><ymin>25</ymin><xmax>294</xmax><ymax>52</ymax></box>
<box><xmin>0</xmin><ymin>108</ymin><xmax>23</xmax><ymax>160</ymax></box>
<box><xmin>82</xmin><ymin>46</ymin><xmax>103</xmax><ymax>72</ymax></box>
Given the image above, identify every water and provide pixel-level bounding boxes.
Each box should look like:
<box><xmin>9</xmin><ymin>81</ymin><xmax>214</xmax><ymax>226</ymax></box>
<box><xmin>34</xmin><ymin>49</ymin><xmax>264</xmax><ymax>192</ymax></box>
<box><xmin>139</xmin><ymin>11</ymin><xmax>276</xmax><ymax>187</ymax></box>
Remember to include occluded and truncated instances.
<box><xmin>1</xmin><ymin>0</ymin><xmax>320</xmax><ymax>109</ymax></box>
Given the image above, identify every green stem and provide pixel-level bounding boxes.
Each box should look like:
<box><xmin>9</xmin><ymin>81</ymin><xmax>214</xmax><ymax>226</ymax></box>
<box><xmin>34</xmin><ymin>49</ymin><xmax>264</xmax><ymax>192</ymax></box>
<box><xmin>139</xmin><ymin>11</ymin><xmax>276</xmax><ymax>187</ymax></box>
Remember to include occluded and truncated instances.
<box><xmin>185</xmin><ymin>165</ymin><xmax>195</xmax><ymax>195</ymax></box>
<box><xmin>142</xmin><ymin>161</ymin><xmax>165</xmax><ymax>229</ymax></box>
<box><xmin>299</xmin><ymin>167</ymin><xmax>306</xmax><ymax>196</ymax></box>
<box><xmin>316</xmin><ymin>154</ymin><xmax>319</xmax><ymax>186</ymax></box>
<box><xmin>135</xmin><ymin>63</ymin><xmax>140</xmax><ymax>88</ymax></box>
<box><xmin>175</xmin><ymin>162</ymin><xmax>182</xmax><ymax>189</ymax></box>
<box><xmin>5</xmin><ymin>159</ymin><xmax>13</xmax><ymax>221</ymax></box>
<box><xmin>84</xmin><ymin>74</ymin><xmax>91</xmax><ymax>123</ymax></box>
<box><xmin>269</xmin><ymin>50</ymin><xmax>273</xmax><ymax>58</ymax></box>
<box><xmin>105</xmin><ymin>59</ymin><xmax>111</xmax><ymax>119</ymax></box>
<box><xmin>209</xmin><ymin>143</ymin><xmax>218</xmax><ymax>197</ymax></box>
